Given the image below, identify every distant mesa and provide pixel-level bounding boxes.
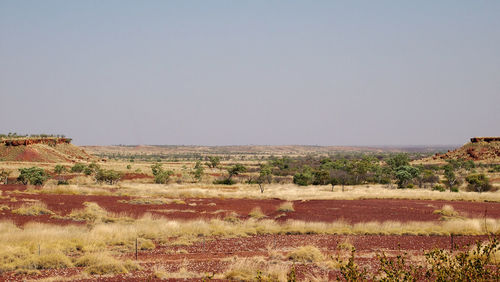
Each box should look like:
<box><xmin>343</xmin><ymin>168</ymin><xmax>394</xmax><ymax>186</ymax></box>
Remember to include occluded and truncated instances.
<box><xmin>432</xmin><ymin>136</ymin><xmax>500</xmax><ymax>162</ymax></box>
<box><xmin>1</xmin><ymin>137</ymin><xmax>72</xmax><ymax>147</ymax></box>
<box><xmin>470</xmin><ymin>137</ymin><xmax>500</xmax><ymax>143</ymax></box>
<box><xmin>0</xmin><ymin>136</ymin><xmax>94</xmax><ymax>163</ymax></box>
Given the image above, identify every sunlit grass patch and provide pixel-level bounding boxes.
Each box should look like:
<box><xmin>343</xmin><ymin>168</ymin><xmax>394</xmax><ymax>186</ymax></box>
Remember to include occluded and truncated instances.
<box><xmin>248</xmin><ymin>207</ymin><xmax>266</xmax><ymax>219</ymax></box>
<box><xmin>287</xmin><ymin>245</ymin><xmax>325</xmax><ymax>263</ymax></box>
<box><xmin>277</xmin><ymin>202</ymin><xmax>294</xmax><ymax>212</ymax></box>
<box><xmin>12</xmin><ymin>202</ymin><xmax>54</xmax><ymax>216</ymax></box>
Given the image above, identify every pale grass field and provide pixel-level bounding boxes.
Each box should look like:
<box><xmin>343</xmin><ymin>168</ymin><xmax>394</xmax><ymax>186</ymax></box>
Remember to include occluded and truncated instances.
<box><xmin>36</xmin><ymin>182</ymin><xmax>500</xmax><ymax>202</ymax></box>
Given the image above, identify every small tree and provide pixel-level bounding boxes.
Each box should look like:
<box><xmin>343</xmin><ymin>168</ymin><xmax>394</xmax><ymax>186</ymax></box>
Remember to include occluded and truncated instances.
<box><xmin>293</xmin><ymin>166</ymin><xmax>314</xmax><ymax>186</ymax></box>
<box><xmin>443</xmin><ymin>165</ymin><xmax>458</xmax><ymax>192</ymax></box>
<box><xmin>151</xmin><ymin>163</ymin><xmax>174</xmax><ymax>184</ymax></box>
<box><xmin>227</xmin><ymin>164</ymin><xmax>246</xmax><ymax>182</ymax></box>
<box><xmin>386</xmin><ymin>153</ymin><xmax>410</xmax><ymax>170</ymax></box>
<box><xmin>465</xmin><ymin>173</ymin><xmax>492</xmax><ymax>193</ymax></box>
<box><xmin>256</xmin><ymin>164</ymin><xmax>273</xmax><ymax>193</ymax></box>
<box><xmin>394</xmin><ymin>166</ymin><xmax>420</xmax><ymax>188</ymax></box>
<box><xmin>17</xmin><ymin>167</ymin><xmax>48</xmax><ymax>185</ymax></box>
<box><xmin>191</xmin><ymin>161</ymin><xmax>204</xmax><ymax>182</ymax></box>
<box><xmin>206</xmin><ymin>156</ymin><xmax>221</xmax><ymax>169</ymax></box>
<box><xmin>54</xmin><ymin>165</ymin><xmax>67</xmax><ymax>175</ymax></box>
<box><xmin>71</xmin><ymin>163</ymin><xmax>86</xmax><ymax>173</ymax></box>
<box><xmin>95</xmin><ymin>169</ymin><xmax>122</xmax><ymax>185</ymax></box>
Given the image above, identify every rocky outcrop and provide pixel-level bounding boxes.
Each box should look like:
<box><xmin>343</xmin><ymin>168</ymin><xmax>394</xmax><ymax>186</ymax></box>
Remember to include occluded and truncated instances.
<box><xmin>470</xmin><ymin>137</ymin><xmax>500</xmax><ymax>143</ymax></box>
<box><xmin>432</xmin><ymin>138</ymin><xmax>500</xmax><ymax>162</ymax></box>
<box><xmin>1</xmin><ymin>138</ymin><xmax>72</xmax><ymax>147</ymax></box>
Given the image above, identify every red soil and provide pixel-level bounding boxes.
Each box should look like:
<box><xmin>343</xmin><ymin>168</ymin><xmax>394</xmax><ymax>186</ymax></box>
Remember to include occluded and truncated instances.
<box><xmin>14</xmin><ymin>147</ymin><xmax>44</xmax><ymax>162</ymax></box>
<box><xmin>1</xmin><ymin>185</ymin><xmax>500</xmax><ymax>226</ymax></box>
<box><xmin>121</xmin><ymin>173</ymin><xmax>153</xmax><ymax>180</ymax></box>
<box><xmin>1</xmin><ymin>234</ymin><xmax>495</xmax><ymax>281</ymax></box>
<box><xmin>1</xmin><ymin>185</ymin><xmax>499</xmax><ymax>281</ymax></box>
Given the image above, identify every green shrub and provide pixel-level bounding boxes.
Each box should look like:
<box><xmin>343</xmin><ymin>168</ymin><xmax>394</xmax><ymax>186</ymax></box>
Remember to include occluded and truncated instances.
<box><xmin>213</xmin><ymin>178</ymin><xmax>235</xmax><ymax>185</ymax></box>
<box><xmin>432</xmin><ymin>185</ymin><xmax>446</xmax><ymax>192</ymax></box>
<box><xmin>17</xmin><ymin>167</ymin><xmax>48</xmax><ymax>185</ymax></box>
<box><xmin>465</xmin><ymin>173</ymin><xmax>492</xmax><ymax>193</ymax></box>
<box><xmin>95</xmin><ymin>169</ymin><xmax>122</xmax><ymax>185</ymax></box>
<box><xmin>71</xmin><ymin>163</ymin><xmax>86</xmax><ymax>173</ymax></box>
<box><xmin>293</xmin><ymin>172</ymin><xmax>313</xmax><ymax>186</ymax></box>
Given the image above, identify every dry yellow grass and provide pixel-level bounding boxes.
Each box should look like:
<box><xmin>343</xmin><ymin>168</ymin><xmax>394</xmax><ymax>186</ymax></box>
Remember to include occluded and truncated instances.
<box><xmin>277</xmin><ymin>201</ymin><xmax>294</xmax><ymax>212</ymax></box>
<box><xmin>0</xmin><ymin>212</ymin><xmax>499</xmax><ymax>274</ymax></box>
<box><xmin>287</xmin><ymin>245</ymin><xmax>325</xmax><ymax>263</ymax></box>
<box><xmin>75</xmin><ymin>252</ymin><xmax>139</xmax><ymax>275</ymax></box>
<box><xmin>11</xmin><ymin>202</ymin><xmax>54</xmax><ymax>216</ymax></box>
<box><xmin>248</xmin><ymin>207</ymin><xmax>266</xmax><ymax>219</ymax></box>
<box><xmin>35</xmin><ymin>182</ymin><xmax>500</xmax><ymax>202</ymax></box>
<box><xmin>223</xmin><ymin>256</ymin><xmax>290</xmax><ymax>281</ymax></box>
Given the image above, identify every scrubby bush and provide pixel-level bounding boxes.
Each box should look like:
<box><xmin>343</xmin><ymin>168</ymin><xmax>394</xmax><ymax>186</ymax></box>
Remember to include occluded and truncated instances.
<box><xmin>293</xmin><ymin>172</ymin><xmax>313</xmax><ymax>186</ymax></box>
<box><xmin>71</xmin><ymin>163</ymin><xmax>86</xmax><ymax>173</ymax></box>
<box><xmin>151</xmin><ymin>163</ymin><xmax>174</xmax><ymax>184</ymax></box>
<box><xmin>95</xmin><ymin>169</ymin><xmax>122</xmax><ymax>185</ymax></box>
<box><xmin>54</xmin><ymin>165</ymin><xmax>67</xmax><ymax>175</ymax></box>
<box><xmin>465</xmin><ymin>173</ymin><xmax>492</xmax><ymax>193</ymax></box>
<box><xmin>17</xmin><ymin>167</ymin><xmax>48</xmax><ymax>185</ymax></box>
<box><xmin>205</xmin><ymin>156</ymin><xmax>221</xmax><ymax>169</ymax></box>
<box><xmin>432</xmin><ymin>184</ymin><xmax>446</xmax><ymax>192</ymax></box>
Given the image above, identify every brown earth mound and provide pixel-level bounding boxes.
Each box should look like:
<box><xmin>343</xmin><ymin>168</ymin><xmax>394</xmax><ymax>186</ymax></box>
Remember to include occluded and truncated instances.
<box><xmin>431</xmin><ymin>139</ymin><xmax>500</xmax><ymax>162</ymax></box>
<box><xmin>0</xmin><ymin>138</ymin><xmax>95</xmax><ymax>163</ymax></box>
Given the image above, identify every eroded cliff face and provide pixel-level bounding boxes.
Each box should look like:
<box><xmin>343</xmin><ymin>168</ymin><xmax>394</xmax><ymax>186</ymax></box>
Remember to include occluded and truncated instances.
<box><xmin>0</xmin><ymin>138</ymin><xmax>94</xmax><ymax>163</ymax></box>
<box><xmin>1</xmin><ymin>138</ymin><xmax>72</xmax><ymax>147</ymax></box>
<box><xmin>470</xmin><ymin>137</ymin><xmax>500</xmax><ymax>143</ymax></box>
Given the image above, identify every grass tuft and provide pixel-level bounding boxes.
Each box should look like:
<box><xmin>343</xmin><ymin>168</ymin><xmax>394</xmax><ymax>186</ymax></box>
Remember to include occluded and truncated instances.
<box><xmin>248</xmin><ymin>207</ymin><xmax>266</xmax><ymax>219</ymax></box>
<box><xmin>287</xmin><ymin>245</ymin><xmax>325</xmax><ymax>263</ymax></box>
<box><xmin>277</xmin><ymin>202</ymin><xmax>294</xmax><ymax>212</ymax></box>
<box><xmin>12</xmin><ymin>202</ymin><xmax>54</xmax><ymax>216</ymax></box>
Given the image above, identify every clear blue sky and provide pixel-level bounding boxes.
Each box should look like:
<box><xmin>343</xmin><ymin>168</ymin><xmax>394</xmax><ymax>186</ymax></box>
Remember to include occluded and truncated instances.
<box><xmin>1</xmin><ymin>1</ymin><xmax>499</xmax><ymax>146</ymax></box>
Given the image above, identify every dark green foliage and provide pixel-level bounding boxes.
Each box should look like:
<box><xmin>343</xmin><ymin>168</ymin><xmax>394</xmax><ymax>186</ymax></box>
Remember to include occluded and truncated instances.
<box><xmin>17</xmin><ymin>167</ymin><xmax>48</xmax><ymax>185</ymax></box>
<box><xmin>419</xmin><ymin>169</ymin><xmax>440</xmax><ymax>188</ymax></box>
<box><xmin>432</xmin><ymin>185</ymin><xmax>446</xmax><ymax>192</ymax></box>
<box><xmin>443</xmin><ymin>165</ymin><xmax>459</xmax><ymax>192</ymax></box>
<box><xmin>227</xmin><ymin>164</ymin><xmax>246</xmax><ymax>179</ymax></box>
<box><xmin>213</xmin><ymin>178</ymin><xmax>235</xmax><ymax>185</ymax></box>
<box><xmin>54</xmin><ymin>165</ymin><xmax>67</xmax><ymax>175</ymax></box>
<box><xmin>191</xmin><ymin>161</ymin><xmax>204</xmax><ymax>182</ymax></box>
<box><xmin>386</xmin><ymin>153</ymin><xmax>410</xmax><ymax>170</ymax></box>
<box><xmin>154</xmin><ymin>170</ymin><xmax>174</xmax><ymax>184</ymax></box>
<box><xmin>465</xmin><ymin>173</ymin><xmax>492</xmax><ymax>193</ymax></box>
<box><xmin>71</xmin><ymin>163</ymin><xmax>86</xmax><ymax>173</ymax></box>
<box><xmin>151</xmin><ymin>163</ymin><xmax>174</xmax><ymax>184</ymax></box>
<box><xmin>293</xmin><ymin>172</ymin><xmax>313</xmax><ymax>186</ymax></box>
<box><xmin>394</xmin><ymin>166</ymin><xmax>420</xmax><ymax>188</ymax></box>
<box><xmin>206</xmin><ymin>156</ymin><xmax>221</xmax><ymax>169</ymax></box>
<box><xmin>95</xmin><ymin>169</ymin><xmax>122</xmax><ymax>185</ymax></box>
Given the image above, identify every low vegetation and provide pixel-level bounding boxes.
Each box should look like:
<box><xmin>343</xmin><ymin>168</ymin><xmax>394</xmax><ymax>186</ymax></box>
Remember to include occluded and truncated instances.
<box><xmin>12</xmin><ymin>202</ymin><xmax>54</xmax><ymax>216</ymax></box>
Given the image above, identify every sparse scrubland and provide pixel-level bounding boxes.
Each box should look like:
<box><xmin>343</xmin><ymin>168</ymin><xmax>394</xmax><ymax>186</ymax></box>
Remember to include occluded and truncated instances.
<box><xmin>1</xmin><ymin>142</ymin><xmax>499</xmax><ymax>280</ymax></box>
